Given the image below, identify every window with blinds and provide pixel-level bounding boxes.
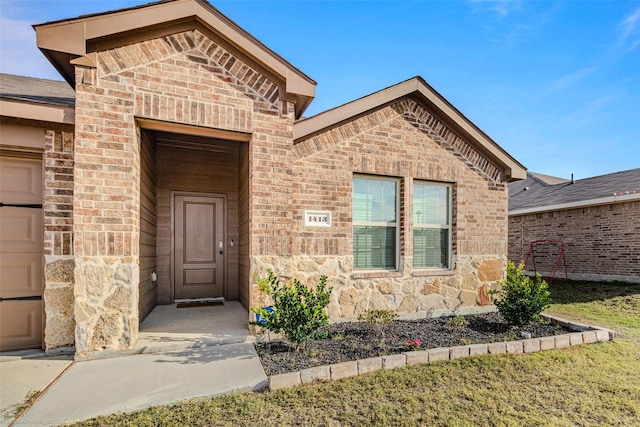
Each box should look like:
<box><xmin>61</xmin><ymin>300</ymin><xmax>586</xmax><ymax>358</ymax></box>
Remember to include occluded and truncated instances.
<box><xmin>413</xmin><ymin>182</ymin><xmax>451</xmax><ymax>269</ymax></box>
<box><xmin>353</xmin><ymin>176</ymin><xmax>399</xmax><ymax>270</ymax></box>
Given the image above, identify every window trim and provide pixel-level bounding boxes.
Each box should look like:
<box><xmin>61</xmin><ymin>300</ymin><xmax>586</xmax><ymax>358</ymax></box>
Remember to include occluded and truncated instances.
<box><xmin>412</xmin><ymin>180</ymin><xmax>453</xmax><ymax>270</ymax></box>
<box><xmin>352</xmin><ymin>174</ymin><xmax>401</xmax><ymax>272</ymax></box>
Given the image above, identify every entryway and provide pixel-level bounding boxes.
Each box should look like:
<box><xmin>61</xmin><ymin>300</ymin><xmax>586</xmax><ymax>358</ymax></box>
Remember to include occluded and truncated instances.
<box><xmin>135</xmin><ymin>301</ymin><xmax>252</xmax><ymax>353</ymax></box>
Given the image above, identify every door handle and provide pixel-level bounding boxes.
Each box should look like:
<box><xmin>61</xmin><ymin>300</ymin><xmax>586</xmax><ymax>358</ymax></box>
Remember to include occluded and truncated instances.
<box><xmin>219</xmin><ymin>250</ymin><xmax>224</xmax><ymax>255</ymax></box>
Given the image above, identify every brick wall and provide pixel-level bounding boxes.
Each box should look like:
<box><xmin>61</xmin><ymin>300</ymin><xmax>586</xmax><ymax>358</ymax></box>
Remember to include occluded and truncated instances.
<box><xmin>42</xmin><ymin>129</ymin><xmax>76</xmax><ymax>351</ymax></box>
<box><xmin>71</xmin><ymin>28</ymin><xmax>291</xmax><ymax>353</ymax></box>
<box><xmin>256</xmin><ymin>98</ymin><xmax>511</xmax><ymax>319</ymax></box>
<box><xmin>509</xmin><ymin>201</ymin><xmax>640</xmax><ymax>282</ymax></box>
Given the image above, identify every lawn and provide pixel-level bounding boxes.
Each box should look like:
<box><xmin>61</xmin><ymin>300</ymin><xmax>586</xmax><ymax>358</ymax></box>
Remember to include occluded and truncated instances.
<box><xmin>71</xmin><ymin>280</ymin><xmax>640</xmax><ymax>426</ymax></box>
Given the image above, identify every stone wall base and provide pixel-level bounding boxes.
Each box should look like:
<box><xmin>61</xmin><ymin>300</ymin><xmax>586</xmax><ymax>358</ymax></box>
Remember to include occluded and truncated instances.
<box><xmin>249</xmin><ymin>255</ymin><xmax>506</xmax><ymax>320</ymax></box>
<box><xmin>44</xmin><ymin>257</ymin><xmax>76</xmax><ymax>350</ymax></box>
<box><xmin>73</xmin><ymin>257</ymin><xmax>139</xmax><ymax>356</ymax></box>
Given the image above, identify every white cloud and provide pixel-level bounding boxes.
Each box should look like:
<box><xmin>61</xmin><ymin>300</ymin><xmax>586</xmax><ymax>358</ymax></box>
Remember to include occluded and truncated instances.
<box><xmin>0</xmin><ymin>17</ymin><xmax>61</xmax><ymax>79</ymax></box>
<box><xmin>617</xmin><ymin>6</ymin><xmax>640</xmax><ymax>53</ymax></box>
<box><xmin>469</xmin><ymin>0</ymin><xmax>523</xmax><ymax>18</ymax></box>
<box><xmin>547</xmin><ymin>67</ymin><xmax>599</xmax><ymax>93</ymax></box>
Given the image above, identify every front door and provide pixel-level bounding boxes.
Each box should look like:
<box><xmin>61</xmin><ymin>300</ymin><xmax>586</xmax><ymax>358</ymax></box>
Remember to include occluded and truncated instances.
<box><xmin>174</xmin><ymin>195</ymin><xmax>224</xmax><ymax>300</ymax></box>
<box><xmin>0</xmin><ymin>155</ymin><xmax>44</xmax><ymax>351</ymax></box>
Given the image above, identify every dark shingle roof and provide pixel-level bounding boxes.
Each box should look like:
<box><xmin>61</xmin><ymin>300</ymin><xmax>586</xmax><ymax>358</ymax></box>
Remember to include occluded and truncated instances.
<box><xmin>509</xmin><ymin>169</ymin><xmax>640</xmax><ymax>212</ymax></box>
<box><xmin>0</xmin><ymin>73</ymin><xmax>75</xmax><ymax>107</ymax></box>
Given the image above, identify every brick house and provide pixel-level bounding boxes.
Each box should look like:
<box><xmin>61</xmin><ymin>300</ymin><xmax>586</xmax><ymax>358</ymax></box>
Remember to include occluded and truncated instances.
<box><xmin>508</xmin><ymin>170</ymin><xmax>640</xmax><ymax>283</ymax></box>
<box><xmin>0</xmin><ymin>0</ymin><xmax>525</xmax><ymax>356</ymax></box>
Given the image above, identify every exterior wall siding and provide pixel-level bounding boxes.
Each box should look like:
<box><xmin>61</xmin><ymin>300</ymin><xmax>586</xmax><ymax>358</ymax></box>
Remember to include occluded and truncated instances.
<box><xmin>250</xmin><ymin>99</ymin><xmax>507</xmax><ymax>318</ymax></box>
<box><xmin>138</xmin><ymin>131</ymin><xmax>157</xmax><ymax>321</ymax></box>
<box><xmin>509</xmin><ymin>201</ymin><xmax>640</xmax><ymax>282</ymax></box>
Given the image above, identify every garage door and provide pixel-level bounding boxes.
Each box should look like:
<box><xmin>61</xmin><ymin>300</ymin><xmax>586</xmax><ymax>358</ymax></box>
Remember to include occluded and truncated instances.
<box><xmin>0</xmin><ymin>155</ymin><xmax>44</xmax><ymax>351</ymax></box>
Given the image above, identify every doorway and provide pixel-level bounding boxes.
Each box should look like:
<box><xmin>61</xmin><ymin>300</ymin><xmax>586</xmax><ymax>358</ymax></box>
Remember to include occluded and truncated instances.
<box><xmin>174</xmin><ymin>194</ymin><xmax>225</xmax><ymax>300</ymax></box>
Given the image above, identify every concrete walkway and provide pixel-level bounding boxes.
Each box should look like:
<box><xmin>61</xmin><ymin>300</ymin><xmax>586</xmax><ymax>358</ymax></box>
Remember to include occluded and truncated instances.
<box><xmin>7</xmin><ymin>343</ymin><xmax>266</xmax><ymax>426</ymax></box>
<box><xmin>1</xmin><ymin>303</ymin><xmax>267</xmax><ymax>426</ymax></box>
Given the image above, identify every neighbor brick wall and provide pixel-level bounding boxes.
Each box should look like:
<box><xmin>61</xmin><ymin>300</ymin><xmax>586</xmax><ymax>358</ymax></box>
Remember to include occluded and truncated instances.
<box><xmin>509</xmin><ymin>201</ymin><xmax>640</xmax><ymax>282</ymax></box>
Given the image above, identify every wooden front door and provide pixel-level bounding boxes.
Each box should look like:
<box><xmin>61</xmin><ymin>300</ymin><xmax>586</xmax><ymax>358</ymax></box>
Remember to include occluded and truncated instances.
<box><xmin>0</xmin><ymin>156</ymin><xmax>44</xmax><ymax>351</ymax></box>
<box><xmin>174</xmin><ymin>195</ymin><xmax>225</xmax><ymax>300</ymax></box>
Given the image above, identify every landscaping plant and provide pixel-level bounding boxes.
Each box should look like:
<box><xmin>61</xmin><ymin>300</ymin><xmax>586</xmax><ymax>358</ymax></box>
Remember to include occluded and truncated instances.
<box><xmin>490</xmin><ymin>260</ymin><xmax>551</xmax><ymax>327</ymax></box>
<box><xmin>250</xmin><ymin>270</ymin><xmax>332</xmax><ymax>351</ymax></box>
<box><xmin>357</xmin><ymin>309</ymin><xmax>398</xmax><ymax>348</ymax></box>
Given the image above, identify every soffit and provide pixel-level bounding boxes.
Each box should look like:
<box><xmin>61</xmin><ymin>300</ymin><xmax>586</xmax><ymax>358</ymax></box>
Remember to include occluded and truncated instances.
<box><xmin>34</xmin><ymin>0</ymin><xmax>316</xmax><ymax>118</ymax></box>
<box><xmin>294</xmin><ymin>77</ymin><xmax>527</xmax><ymax>182</ymax></box>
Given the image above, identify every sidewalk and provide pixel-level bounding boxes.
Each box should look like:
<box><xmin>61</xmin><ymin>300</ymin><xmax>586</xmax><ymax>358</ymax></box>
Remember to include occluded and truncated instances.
<box><xmin>2</xmin><ymin>343</ymin><xmax>267</xmax><ymax>426</ymax></box>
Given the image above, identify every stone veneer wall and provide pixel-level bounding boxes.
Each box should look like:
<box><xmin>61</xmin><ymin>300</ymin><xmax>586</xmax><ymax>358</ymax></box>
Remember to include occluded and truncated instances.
<box><xmin>43</xmin><ymin>129</ymin><xmax>76</xmax><ymax>350</ymax></box>
<box><xmin>72</xmin><ymin>29</ymin><xmax>292</xmax><ymax>354</ymax></box>
<box><xmin>509</xmin><ymin>201</ymin><xmax>640</xmax><ymax>283</ymax></box>
<box><xmin>249</xmin><ymin>99</ymin><xmax>509</xmax><ymax>319</ymax></box>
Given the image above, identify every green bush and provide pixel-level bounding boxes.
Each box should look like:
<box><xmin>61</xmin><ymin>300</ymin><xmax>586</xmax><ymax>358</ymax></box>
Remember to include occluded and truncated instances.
<box><xmin>250</xmin><ymin>270</ymin><xmax>332</xmax><ymax>351</ymax></box>
<box><xmin>490</xmin><ymin>260</ymin><xmax>552</xmax><ymax>327</ymax></box>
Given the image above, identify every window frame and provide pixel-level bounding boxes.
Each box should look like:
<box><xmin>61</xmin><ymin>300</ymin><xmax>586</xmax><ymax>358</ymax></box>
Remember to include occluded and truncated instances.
<box><xmin>352</xmin><ymin>174</ymin><xmax>401</xmax><ymax>272</ymax></box>
<box><xmin>412</xmin><ymin>180</ymin><xmax>453</xmax><ymax>270</ymax></box>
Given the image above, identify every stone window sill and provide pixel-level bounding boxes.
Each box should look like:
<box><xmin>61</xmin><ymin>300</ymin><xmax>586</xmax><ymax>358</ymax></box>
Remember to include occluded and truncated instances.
<box><xmin>351</xmin><ymin>271</ymin><xmax>404</xmax><ymax>280</ymax></box>
<box><xmin>411</xmin><ymin>269</ymin><xmax>455</xmax><ymax>277</ymax></box>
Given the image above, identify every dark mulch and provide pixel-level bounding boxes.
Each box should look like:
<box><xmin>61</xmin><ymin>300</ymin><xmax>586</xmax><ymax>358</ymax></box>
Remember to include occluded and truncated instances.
<box><xmin>255</xmin><ymin>312</ymin><xmax>573</xmax><ymax>376</ymax></box>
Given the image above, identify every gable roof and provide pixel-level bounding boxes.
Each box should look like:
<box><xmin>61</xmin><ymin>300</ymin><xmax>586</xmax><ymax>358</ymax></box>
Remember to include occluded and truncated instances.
<box><xmin>33</xmin><ymin>0</ymin><xmax>316</xmax><ymax>118</ymax></box>
<box><xmin>0</xmin><ymin>73</ymin><xmax>75</xmax><ymax>125</ymax></box>
<box><xmin>509</xmin><ymin>168</ymin><xmax>640</xmax><ymax>215</ymax></box>
<box><xmin>293</xmin><ymin>76</ymin><xmax>526</xmax><ymax>182</ymax></box>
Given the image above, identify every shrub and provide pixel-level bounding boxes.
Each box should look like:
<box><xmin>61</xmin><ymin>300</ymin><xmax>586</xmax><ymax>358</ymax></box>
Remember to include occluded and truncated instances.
<box><xmin>447</xmin><ymin>315</ymin><xmax>468</xmax><ymax>330</ymax></box>
<box><xmin>490</xmin><ymin>260</ymin><xmax>552</xmax><ymax>327</ymax></box>
<box><xmin>250</xmin><ymin>270</ymin><xmax>332</xmax><ymax>351</ymax></box>
<box><xmin>357</xmin><ymin>309</ymin><xmax>398</xmax><ymax>326</ymax></box>
<box><xmin>357</xmin><ymin>309</ymin><xmax>398</xmax><ymax>347</ymax></box>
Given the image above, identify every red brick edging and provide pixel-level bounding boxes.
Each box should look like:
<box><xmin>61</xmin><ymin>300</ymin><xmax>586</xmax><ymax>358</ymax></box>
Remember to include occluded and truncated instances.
<box><xmin>268</xmin><ymin>314</ymin><xmax>616</xmax><ymax>390</ymax></box>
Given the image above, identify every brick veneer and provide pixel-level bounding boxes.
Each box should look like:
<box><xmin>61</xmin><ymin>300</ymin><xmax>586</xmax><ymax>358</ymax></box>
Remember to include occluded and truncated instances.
<box><xmin>509</xmin><ymin>201</ymin><xmax>640</xmax><ymax>282</ymax></box>
<box><xmin>71</xmin><ymin>28</ymin><xmax>292</xmax><ymax>354</ymax></box>
<box><xmin>43</xmin><ymin>129</ymin><xmax>76</xmax><ymax>350</ymax></box>
<box><xmin>248</xmin><ymin>97</ymin><xmax>511</xmax><ymax>319</ymax></box>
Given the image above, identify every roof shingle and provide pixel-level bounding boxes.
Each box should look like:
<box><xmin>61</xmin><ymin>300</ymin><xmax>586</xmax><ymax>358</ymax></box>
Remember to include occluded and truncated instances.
<box><xmin>0</xmin><ymin>73</ymin><xmax>75</xmax><ymax>107</ymax></box>
<box><xmin>509</xmin><ymin>169</ymin><xmax>640</xmax><ymax>211</ymax></box>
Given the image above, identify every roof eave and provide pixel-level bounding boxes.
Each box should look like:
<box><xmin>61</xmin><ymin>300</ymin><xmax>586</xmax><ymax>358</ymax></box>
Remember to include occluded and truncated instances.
<box><xmin>509</xmin><ymin>192</ymin><xmax>640</xmax><ymax>216</ymax></box>
<box><xmin>33</xmin><ymin>0</ymin><xmax>316</xmax><ymax>117</ymax></box>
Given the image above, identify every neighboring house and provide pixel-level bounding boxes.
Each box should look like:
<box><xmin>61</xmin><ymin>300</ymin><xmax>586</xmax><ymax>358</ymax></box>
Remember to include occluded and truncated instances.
<box><xmin>0</xmin><ymin>0</ymin><xmax>525</xmax><ymax>356</ymax></box>
<box><xmin>508</xmin><ymin>170</ymin><xmax>640</xmax><ymax>283</ymax></box>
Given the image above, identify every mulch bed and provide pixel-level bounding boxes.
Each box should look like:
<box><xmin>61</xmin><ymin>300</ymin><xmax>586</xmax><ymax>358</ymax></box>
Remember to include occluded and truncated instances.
<box><xmin>255</xmin><ymin>312</ymin><xmax>572</xmax><ymax>376</ymax></box>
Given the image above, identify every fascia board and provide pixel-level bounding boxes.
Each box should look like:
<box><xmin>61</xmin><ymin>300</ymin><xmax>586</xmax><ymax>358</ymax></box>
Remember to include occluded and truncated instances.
<box><xmin>509</xmin><ymin>193</ymin><xmax>640</xmax><ymax>216</ymax></box>
<box><xmin>34</xmin><ymin>0</ymin><xmax>315</xmax><ymax>100</ymax></box>
<box><xmin>294</xmin><ymin>78</ymin><xmax>526</xmax><ymax>181</ymax></box>
<box><xmin>0</xmin><ymin>98</ymin><xmax>75</xmax><ymax>125</ymax></box>
<box><xmin>293</xmin><ymin>79</ymin><xmax>418</xmax><ymax>140</ymax></box>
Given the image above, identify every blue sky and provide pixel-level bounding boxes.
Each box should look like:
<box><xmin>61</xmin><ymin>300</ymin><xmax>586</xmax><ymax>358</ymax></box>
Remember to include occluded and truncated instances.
<box><xmin>1</xmin><ymin>1</ymin><xmax>638</xmax><ymax>179</ymax></box>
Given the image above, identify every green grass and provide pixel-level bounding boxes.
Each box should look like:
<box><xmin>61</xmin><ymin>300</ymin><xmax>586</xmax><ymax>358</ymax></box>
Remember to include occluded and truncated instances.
<box><xmin>71</xmin><ymin>280</ymin><xmax>640</xmax><ymax>427</ymax></box>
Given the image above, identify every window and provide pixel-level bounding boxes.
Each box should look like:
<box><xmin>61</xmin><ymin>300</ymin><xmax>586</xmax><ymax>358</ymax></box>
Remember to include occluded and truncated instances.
<box><xmin>353</xmin><ymin>176</ymin><xmax>399</xmax><ymax>270</ymax></box>
<box><xmin>413</xmin><ymin>182</ymin><xmax>451</xmax><ymax>269</ymax></box>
